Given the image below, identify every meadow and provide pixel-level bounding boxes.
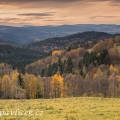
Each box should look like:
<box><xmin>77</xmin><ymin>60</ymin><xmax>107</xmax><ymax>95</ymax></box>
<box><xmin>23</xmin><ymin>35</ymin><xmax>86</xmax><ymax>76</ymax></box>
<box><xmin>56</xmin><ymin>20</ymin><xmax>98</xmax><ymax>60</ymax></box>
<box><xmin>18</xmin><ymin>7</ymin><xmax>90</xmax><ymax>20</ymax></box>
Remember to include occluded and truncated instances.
<box><xmin>0</xmin><ymin>97</ymin><xmax>120</xmax><ymax>120</ymax></box>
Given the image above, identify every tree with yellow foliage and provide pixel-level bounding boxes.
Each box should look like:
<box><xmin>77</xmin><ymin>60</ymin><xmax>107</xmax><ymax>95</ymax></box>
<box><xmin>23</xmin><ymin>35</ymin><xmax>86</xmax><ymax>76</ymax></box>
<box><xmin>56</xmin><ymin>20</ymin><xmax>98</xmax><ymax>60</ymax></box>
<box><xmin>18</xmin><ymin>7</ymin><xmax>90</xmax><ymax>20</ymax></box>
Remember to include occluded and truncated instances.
<box><xmin>115</xmin><ymin>36</ymin><xmax>120</xmax><ymax>43</ymax></box>
<box><xmin>23</xmin><ymin>73</ymin><xmax>37</xmax><ymax>99</ymax></box>
<box><xmin>10</xmin><ymin>70</ymin><xmax>19</xmax><ymax>98</ymax></box>
<box><xmin>29</xmin><ymin>75</ymin><xmax>37</xmax><ymax>99</ymax></box>
<box><xmin>52</xmin><ymin>50</ymin><xmax>61</xmax><ymax>57</ymax></box>
<box><xmin>36</xmin><ymin>75</ymin><xmax>44</xmax><ymax>98</ymax></box>
<box><xmin>109</xmin><ymin>65</ymin><xmax>118</xmax><ymax>74</ymax></box>
<box><xmin>1</xmin><ymin>74</ymin><xmax>11</xmax><ymax>98</ymax></box>
<box><xmin>50</xmin><ymin>73</ymin><xmax>64</xmax><ymax>98</ymax></box>
<box><xmin>92</xmin><ymin>40</ymin><xmax>107</xmax><ymax>52</ymax></box>
<box><xmin>109</xmin><ymin>65</ymin><xmax>114</xmax><ymax>72</ymax></box>
<box><xmin>107</xmin><ymin>38</ymin><xmax>114</xmax><ymax>49</ymax></box>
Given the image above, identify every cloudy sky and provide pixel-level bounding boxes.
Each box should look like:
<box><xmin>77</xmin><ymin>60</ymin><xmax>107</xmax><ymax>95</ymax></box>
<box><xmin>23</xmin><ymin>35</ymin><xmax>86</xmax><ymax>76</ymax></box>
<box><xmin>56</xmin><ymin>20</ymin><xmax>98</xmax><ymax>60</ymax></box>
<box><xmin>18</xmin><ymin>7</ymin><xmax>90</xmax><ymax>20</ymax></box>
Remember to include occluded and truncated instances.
<box><xmin>0</xmin><ymin>0</ymin><xmax>120</xmax><ymax>26</ymax></box>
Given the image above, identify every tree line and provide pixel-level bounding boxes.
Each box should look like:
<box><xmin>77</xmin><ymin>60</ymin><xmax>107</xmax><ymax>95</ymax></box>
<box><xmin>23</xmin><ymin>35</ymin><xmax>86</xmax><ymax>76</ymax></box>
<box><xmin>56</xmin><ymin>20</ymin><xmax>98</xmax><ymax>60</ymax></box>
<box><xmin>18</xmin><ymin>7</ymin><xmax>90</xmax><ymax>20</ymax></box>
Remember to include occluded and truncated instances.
<box><xmin>1</xmin><ymin>64</ymin><xmax>120</xmax><ymax>99</ymax></box>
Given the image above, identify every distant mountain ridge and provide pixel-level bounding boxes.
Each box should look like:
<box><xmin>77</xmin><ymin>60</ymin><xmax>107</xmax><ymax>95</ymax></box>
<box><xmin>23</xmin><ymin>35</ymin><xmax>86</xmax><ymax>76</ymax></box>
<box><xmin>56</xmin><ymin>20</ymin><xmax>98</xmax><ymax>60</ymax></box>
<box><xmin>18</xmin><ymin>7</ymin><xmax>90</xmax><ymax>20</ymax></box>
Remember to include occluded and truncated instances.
<box><xmin>0</xmin><ymin>24</ymin><xmax>120</xmax><ymax>45</ymax></box>
<box><xmin>27</xmin><ymin>31</ymin><xmax>119</xmax><ymax>53</ymax></box>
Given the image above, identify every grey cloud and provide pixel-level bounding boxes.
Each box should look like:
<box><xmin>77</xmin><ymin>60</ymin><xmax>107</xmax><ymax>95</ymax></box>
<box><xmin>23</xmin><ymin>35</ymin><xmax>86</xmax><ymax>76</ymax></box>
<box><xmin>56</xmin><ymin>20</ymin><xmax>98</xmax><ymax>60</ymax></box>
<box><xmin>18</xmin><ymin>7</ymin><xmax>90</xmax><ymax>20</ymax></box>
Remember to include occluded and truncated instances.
<box><xmin>0</xmin><ymin>0</ymin><xmax>120</xmax><ymax>4</ymax></box>
<box><xmin>18</xmin><ymin>12</ymin><xmax>54</xmax><ymax>17</ymax></box>
<box><xmin>0</xmin><ymin>18</ymin><xmax>19</xmax><ymax>21</ymax></box>
<box><xmin>0</xmin><ymin>0</ymin><xmax>120</xmax><ymax>9</ymax></box>
<box><xmin>0</xmin><ymin>0</ymin><xmax>79</xmax><ymax>4</ymax></box>
<box><xmin>0</xmin><ymin>18</ymin><xmax>30</xmax><ymax>21</ymax></box>
<box><xmin>90</xmin><ymin>16</ymin><xmax>120</xmax><ymax>19</ymax></box>
<box><xmin>45</xmin><ymin>19</ymin><xmax>65</xmax><ymax>22</ymax></box>
<box><xmin>0</xmin><ymin>0</ymin><xmax>120</xmax><ymax>2</ymax></box>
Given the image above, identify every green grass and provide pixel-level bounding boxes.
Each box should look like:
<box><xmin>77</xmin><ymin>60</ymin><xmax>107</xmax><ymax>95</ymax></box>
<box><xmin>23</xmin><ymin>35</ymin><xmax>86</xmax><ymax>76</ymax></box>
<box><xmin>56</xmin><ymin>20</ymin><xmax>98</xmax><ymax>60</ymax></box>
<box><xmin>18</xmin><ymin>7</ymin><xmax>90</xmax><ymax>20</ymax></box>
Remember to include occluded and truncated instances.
<box><xmin>0</xmin><ymin>97</ymin><xmax>120</xmax><ymax>120</ymax></box>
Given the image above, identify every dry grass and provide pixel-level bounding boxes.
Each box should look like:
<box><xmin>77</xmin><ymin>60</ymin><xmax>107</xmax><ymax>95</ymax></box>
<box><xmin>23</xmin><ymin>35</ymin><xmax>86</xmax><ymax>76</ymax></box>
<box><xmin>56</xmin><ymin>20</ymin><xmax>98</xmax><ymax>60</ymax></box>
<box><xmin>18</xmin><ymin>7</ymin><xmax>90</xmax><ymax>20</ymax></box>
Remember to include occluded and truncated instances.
<box><xmin>0</xmin><ymin>97</ymin><xmax>120</xmax><ymax>120</ymax></box>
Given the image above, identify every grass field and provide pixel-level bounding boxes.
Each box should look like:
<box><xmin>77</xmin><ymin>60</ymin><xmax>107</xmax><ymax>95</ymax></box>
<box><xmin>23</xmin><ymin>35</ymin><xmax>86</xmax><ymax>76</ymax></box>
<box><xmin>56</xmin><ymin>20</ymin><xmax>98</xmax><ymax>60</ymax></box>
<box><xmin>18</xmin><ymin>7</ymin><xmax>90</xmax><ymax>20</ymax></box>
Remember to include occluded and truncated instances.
<box><xmin>0</xmin><ymin>97</ymin><xmax>120</xmax><ymax>120</ymax></box>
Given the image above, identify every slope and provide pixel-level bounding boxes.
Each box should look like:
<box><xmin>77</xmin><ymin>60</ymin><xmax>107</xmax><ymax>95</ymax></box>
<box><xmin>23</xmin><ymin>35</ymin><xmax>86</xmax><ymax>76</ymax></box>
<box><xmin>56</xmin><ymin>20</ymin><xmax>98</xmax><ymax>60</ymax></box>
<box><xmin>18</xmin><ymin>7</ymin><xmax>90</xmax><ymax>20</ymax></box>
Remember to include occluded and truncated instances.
<box><xmin>0</xmin><ymin>45</ymin><xmax>44</xmax><ymax>73</ymax></box>
<box><xmin>27</xmin><ymin>31</ymin><xmax>118</xmax><ymax>53</ymax></box>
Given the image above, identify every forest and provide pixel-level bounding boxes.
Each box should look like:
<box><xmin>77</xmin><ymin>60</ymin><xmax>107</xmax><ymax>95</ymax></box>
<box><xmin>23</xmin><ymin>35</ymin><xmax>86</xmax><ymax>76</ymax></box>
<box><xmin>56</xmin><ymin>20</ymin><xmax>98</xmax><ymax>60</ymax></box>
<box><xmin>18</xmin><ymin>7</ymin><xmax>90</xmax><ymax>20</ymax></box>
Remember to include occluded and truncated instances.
<box><xmin>0</xmin><ymin>45</ymin><xmax>44</xmax><ymax>73</ymax></box>
<box><xmin>27</xmin><ymin>31</ymin><xmax>118</xmax><ymax>53</ymax></box>
<box><xmin>0</xmin><ymin>32</ymin><xmax>120</xmax><ymax>99</ymax></box>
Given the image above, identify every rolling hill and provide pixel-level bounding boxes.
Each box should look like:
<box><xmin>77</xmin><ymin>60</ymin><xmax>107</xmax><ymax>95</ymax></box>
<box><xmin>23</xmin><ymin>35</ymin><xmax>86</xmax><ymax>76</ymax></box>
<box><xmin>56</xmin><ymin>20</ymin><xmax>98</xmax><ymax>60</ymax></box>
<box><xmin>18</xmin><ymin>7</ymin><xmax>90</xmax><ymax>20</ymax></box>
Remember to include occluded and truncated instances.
<box><xmin>27</xmin><ymin>31</ymin><xmax>119</xmax><ymax>53</ymax></box>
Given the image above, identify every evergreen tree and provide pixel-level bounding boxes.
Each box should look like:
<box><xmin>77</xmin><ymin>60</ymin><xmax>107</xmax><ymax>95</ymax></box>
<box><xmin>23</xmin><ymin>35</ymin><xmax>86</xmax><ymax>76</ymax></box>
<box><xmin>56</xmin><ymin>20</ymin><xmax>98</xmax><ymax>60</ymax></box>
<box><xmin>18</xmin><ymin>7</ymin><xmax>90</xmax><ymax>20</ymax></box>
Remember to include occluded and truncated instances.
<box><xmin>80</xmin><ymin>68</ymin><xmax>83</xmax><ymax>76</ymax></box>
<box><xmin>58</xmin><ymin>58</ymin><xmax>63</xmax><ymax>74</ymax></box>
<box><xmin>18</xmin><ymin>73</ymin><xmax>24</xmax><ymax>89</ymax></box>
<box><xmin>67</xmin><ymin>57</ymin><xmax>73</xmax><ymax>74</ymax></box>
<box><xmin>41</xmin><ymin>69</ymin><xmax>45</xmax><ymax>77</ymax></box>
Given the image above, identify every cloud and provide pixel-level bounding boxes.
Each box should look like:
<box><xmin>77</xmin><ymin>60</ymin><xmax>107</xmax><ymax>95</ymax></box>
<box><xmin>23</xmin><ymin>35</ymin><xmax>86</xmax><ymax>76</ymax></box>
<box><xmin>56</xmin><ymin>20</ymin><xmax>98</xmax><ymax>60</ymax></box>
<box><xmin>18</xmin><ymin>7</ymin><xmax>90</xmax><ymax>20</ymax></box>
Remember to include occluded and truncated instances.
<box><xmin>0</xmin><ymin>0</ymin><xmax>78</xmax><ymax>3</ymax></box>
<box><xmin>0</xmin><ymin>16</ymin><xmax>51</xmax><ymax>22</ymax></box>
<box><xmin>0</xmin><ymin>0</ymin><xmax>119</xmax><ymax>6</ymax></box>
<box><xmin>18</xmin><ymin>12</ymin><xmax>54</xmax><ymax>17</ymax></box>
<box><xmin>44</xmin><ymin>19</ymin><xmax>66</xmax><ymax>22</ymax></box>
<box><xmin>0</xmin><ymin>18</ymin><xmax>29</xmax><ymax>22</ymax></box>
<box><xmin>0</xmin><ymin>0</ymin><xmax>120</xmax><ymax>26</ymax></box>
<box><xmin>0</xmin><ymin>16</ymin><xmax>58</xmax><ymax>26</ymax></box>
<box><xmin>0</xmin><ymin>17</ymin><xmax>39</xmax><ymax>26</ymax></box>
<box><xmin>90</xmin><ymin>16</ymin><xmax>120</xmax><ymax>19</ymax></box>
<box><xmin>0</xmin><ymin>0</ymin><xmax>120</xmax><ymax>9</ymax></box>
<box><xmin>0</xmin><ymin>0</ymin><xmax>79</xmax><ymax>5</ymax></box>
<box><xmin>0</xmin><ymin>0</ymin><xmax>120</xmax><ymax>3</ymax></box>
<box><xmin>0</xmin><ymin>0</ymin><xmax>119</xmax><ymax>10</ymax></box>
<box><xmin>0</xmin><ymin>0</ymin><xmax>79</xmax><ymax>9</ymax></box>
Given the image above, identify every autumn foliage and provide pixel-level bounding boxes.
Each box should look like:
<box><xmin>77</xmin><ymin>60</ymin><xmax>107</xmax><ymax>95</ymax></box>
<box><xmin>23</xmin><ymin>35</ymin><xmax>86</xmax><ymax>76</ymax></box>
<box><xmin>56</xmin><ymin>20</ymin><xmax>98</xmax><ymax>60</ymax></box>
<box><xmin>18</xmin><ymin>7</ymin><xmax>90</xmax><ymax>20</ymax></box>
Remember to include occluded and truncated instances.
<box><xmin>1</xmin><ymin>34</ymin><xmax>120</xmax><ymax>99</ymax></box>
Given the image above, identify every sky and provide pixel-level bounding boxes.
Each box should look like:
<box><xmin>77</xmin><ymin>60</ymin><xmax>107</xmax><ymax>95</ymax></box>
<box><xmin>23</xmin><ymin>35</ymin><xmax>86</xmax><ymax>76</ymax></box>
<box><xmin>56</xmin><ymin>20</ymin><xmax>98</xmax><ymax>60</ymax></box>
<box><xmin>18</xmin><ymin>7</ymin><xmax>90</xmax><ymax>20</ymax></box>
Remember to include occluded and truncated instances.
<box><xmin>0</xmin><ymin>0</ymin><xmax>120</xmax><ymax>26</ymax></box>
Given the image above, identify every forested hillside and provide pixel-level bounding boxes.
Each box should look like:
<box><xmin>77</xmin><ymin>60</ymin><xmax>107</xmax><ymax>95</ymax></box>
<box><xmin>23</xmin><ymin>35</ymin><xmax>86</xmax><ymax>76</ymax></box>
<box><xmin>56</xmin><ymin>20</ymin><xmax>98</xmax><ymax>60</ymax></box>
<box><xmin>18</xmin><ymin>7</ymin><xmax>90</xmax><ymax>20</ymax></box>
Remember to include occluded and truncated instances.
<box><xmin>0</xmin><ymin>33</ymin><xmax>120</xmax><ymax>99</ymax></box>
<box><xmin>27</xmin><ymin>31</ymin><xmax>118</xmax><ymax>53</ymax></box>
<box><xmin>25</xmin><ymin>35</ymin><xmax>120</xmax><ymax>98</ymax></box>
<box><xmin>26</xmin><ymin>35</ymin><xmax>120</xmax><ymax>76</ymax></box>
<box><xmin>0</xmin><ymin>45</ymin><xmax>44</xmax><ymax>72</ymax></box>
